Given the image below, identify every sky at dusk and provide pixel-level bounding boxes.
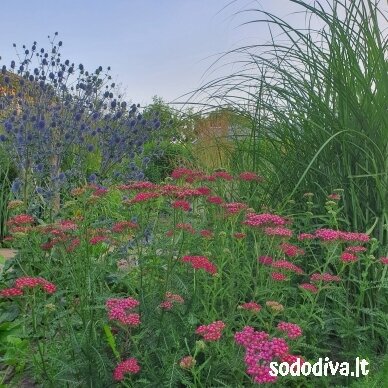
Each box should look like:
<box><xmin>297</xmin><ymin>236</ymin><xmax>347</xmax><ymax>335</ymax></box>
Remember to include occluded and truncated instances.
<box><xmin>1</xmin><ymin>1</ymin><xmax>386</xmax><ymax>106</ymax></box>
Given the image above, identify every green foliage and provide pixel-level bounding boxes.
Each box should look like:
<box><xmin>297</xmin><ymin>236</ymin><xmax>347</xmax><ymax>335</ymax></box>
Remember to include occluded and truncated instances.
<box><xmin>198</xmin><ymin>0</ymin><xmax>387</xmax><ymax>252</ymax></box>
<box><xmin>0</xmin><ymin>148</ymin><xmax>17</xmax><ymax>244</ymax></box>
<box><xmin>0</xmin><ymin>170</ymin><xmax>387</xmax><ymax>386</ymax></box>
<box><xmin>143</xmin><ymin>140</ymin><xmax>195</xmax><ymax>182</ymax></box>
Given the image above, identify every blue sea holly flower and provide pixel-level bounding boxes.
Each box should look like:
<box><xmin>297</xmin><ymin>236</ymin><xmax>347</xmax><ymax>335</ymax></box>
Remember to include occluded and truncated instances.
<box><xmin>11</xmin><ymin>179</ymin><xmax>22</xmax><ymax>194</ymax></box>
<box><xmin>88</xmin><ymin>173</ymin><xmax>97</xmax><ymax>183</ymax></box>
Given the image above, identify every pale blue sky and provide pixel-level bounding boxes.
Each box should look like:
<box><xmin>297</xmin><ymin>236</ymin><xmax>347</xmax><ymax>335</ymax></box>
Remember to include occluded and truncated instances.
<box><xmin>2</xmin><ymin>1</ymin><xmax>383</xmax><ymax>106</ymax></box>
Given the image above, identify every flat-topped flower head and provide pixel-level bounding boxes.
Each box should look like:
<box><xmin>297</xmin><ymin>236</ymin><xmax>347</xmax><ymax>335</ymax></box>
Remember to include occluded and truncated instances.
<box><xmin>113</xmin><ymin>358</ymin><xmax>141</xmax><ymax>381</ymax></box>
<box><xmin>14</xmin><ymin>276</ymin><xmax>56</xmax><ymax>294</ymax></box>
<box><xmin>277</xmin><ymin>321</ymin><xmax>303</xmax><ymax>339</ymax></box>
<box><xmin>310</xmin><ymin>272</ymin><xmax>341</xmax><ymax>283</ymax></box>
<box><xmin>182</xmin><ymin>255</ymin><xmax>217</xmax><ymax>275</ymax></box>
<box><xmin>271</xmin><ymin>260</ymin><xmax>304</xmax><ymax>275</ymax></box>
<box><xmin>196</xmin><ymin>320</ymin><xmax>225</xmax><ymax>341</ymax></box>
<box><xmin>299</xmin><ymin>283</ymin><xmax>319</xmax><ymax>293</ymax></box>
<box><xmin>106</xmin><ymin>297</ymin><xmax>140</xmax><ymax>326</ymax></box>
<box><xmin>239</xmin><ymin>301</ymin><xmax>262</xmax><ymax>312</ymax></box>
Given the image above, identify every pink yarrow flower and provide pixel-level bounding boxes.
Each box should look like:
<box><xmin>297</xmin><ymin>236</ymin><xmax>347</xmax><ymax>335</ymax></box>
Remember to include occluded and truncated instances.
<box><xmin>207</xmin><ymin>195</ymin><xmax>224</xmax><ymax>205</ymax></box>
<box><xmin>299</xmin><ymin>283</ymin><xmax>319</xmax><ymax>293</ymax></box>
<box><xmin>239</xmin><ymin>171</ymin><xmax>263</xmax><ymax>182</ymax></box>
<box><xmin>279</xmin><ymin>242</ymin><xmax>305</xmax><ymax>257</ymax></box>
<box><xmin>271</xmin><ymin>260</ymin><xmax>304</xmax><ymax>275</ymax></box>
<box><xmin>239</xmin><ymin>301</ymin><xmax>262</xmax><ymax>312</ymax></box>
<box><xmin>297</xmin><ymin>233</ymin><xmax>315</xmax><ymax>241</ymax></box>
<box><xmin>264</xmin><ymin>227</ymin><xmax>293</xmax><ymax>238</ymax></box>
<box><xmin>258</xmin><ymin>256</ymin><xmax>273</xmax><ymax>265</ymax></box>
<box><xmin>13</xmin><ymin>277</ymin><xmax>56</xmax><ymax>294</ymax></box>
<box><xmin>234</xmin><ymin>326</ymin><xmax>294</xmax><ymax>384</ymax></box>
<box><xmin>6</xmin><ymin>214</ymin><xmax>35</xmax><ymax>226</ymax></box>
<box><xmin>113</xmin><ymin>358</ymin><xmax>141</xmax><ymax>381</ymax></box>
<box><xmin>271</xmin><ymin>272</ymin><xmax>288</xmax><ymax>281</ymax></box>
<box><xmin>172</xmin><ymin>200</ymin><xmax>191</xmax><ymax>211</ymax></box>
<box><xmin>179</xmin><ymin>356</ymin><xmax>196</xmax><ymax>369</ymax></box>
<box><xmin>310</xmin><ymin>273</ymin><xmax>341</xmax><ymax>283</ymax></box>
<box><xmin>196</xmin><ymin>320</ymin><xmax>225</xmax><ymax>341</ymax></box>
<box><xmin>129</xmin><ymin>192</ymin><xmax>160</xmax><ymax>203</ymax></box>
<box><xmin>340</xmin><ymin>252</ymin><xmax>358</xmax><ymax>263</ymax></box>
<box><xmin>277</xmin><ymin>321</ymin><xmax>303</xmax><ymax>339</ymax></box>
<box><xmin>243</xmin><ymin>213</ymin><xmax>287</xmax><ymax>228</ymax></box>
<box><xmin>181</xmin><ymin>255</ymin><xmax>217</xmax><ymax>275</ymax></box>
<box><xmin>106</xmin><ymin>297</ymin><xmax>140</xmax><ymax>326</ymax></box>
<box><xmin>112</xmin><ymin>221</ymin><xmax>138</xmax><ymax>233</ymax></box>
<box><xmin>380</xmin><ymin>257</ymin><xmax>388</xmax><ymax>265</ymax></box>
<box><xmin>0</xmin><ymin>287</ymin><xmax>24</xmax><ymax>298</ymax></box>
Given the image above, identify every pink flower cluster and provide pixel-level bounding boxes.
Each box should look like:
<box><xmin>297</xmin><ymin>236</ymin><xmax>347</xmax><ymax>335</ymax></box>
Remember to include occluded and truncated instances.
<box><xmin>200</xmin><ymin>229</ymin><xmax>214</xmax><ymax>239</ymax></box>
<box><xmin>176</xmin><ymin>223</ymin><xmax>196</xmax><ymax>234</ymax></box>
<box><xmin>258</xmin><ymin>256</ymin><xmax>273</xmax><ymax>265</ymax></box>
<box><xmin>223</xmin><ymin>202</ymin><xmax>248</xmax><ymax>215</ymax></box>
<box><xmin>271</xmin><ymin>272</ymin><xmax>288</xmax><ymax>281</ymax></box>
<box><xmin>6</xmin><ymin>214</ymin><xmax>35</xmax><ymax>226</ymax></box>
<box><xmin>181</xmin><ymin>255</ymin><xmax>217</xmax><ymax>275</ymax></box>
<box><xmin>0</xmin><ymin>287</ymin><xmax>24</xmax><ymax>297</ymax></box>
<box><xmin>196</xmin><ymin>320</ymin><xmax>225</xmax><ymax>341</ymax></box>
<box><xmin>264</xmin><ymin>227</ymin><xmax>293</xmax><ymax>238</ymax></box>
<box><xmin>171</xmin><ymin>167</ymin><xmax>201</xmax><ymax>181</ymax></box>
<box><xmin>128</xmin><ymin>192</ymin><xmax>160</xmax><ymax>203</ymax></box>
<box><xmin>106</xmin><ymin>297</ymin><xmax>140</xmax><ymax>326</ymax></box>
<box><xmin>57</xmin><ymin>219</ymin><xmax>78</xmax><ymax>231</ymax></box>
<box><xmin>233</xmin><ymin>232</ymin><xmax>246</xmax><ymax>239</ymax></box>
<box><xmin>299</xmin><ymin>283</ymin><xmax>319</xmax><ymax>293</ymax></box>
<box><xmin>113</xmin><ymin>358</ymin><xmax>141</xmax><ymax>381</ymax></box>
<box><xmin>279</xmin><ymin>242</ymin><xmax>305</xmax><ymax>257</ymax></box>
<box><xmin>112</xmin><ymin>221</ymin><xmax>138</xmax><ymax>233</ymax></box>
<box><xmin>345</xmin><ymin>246</ymin><xmax>367</xmax><ymax>253</ymax></box>
<box><xmin>310</xmin><ymin>273</ymin><xmax>341</xmax><ymax>283</ymax></box>
<box><xmin>89</xmin><ymin>235</ymin><xmax>108</xmax><ymax>245</ymax></box>
<box><xmin>327</xmin><ymin>193</ymin><xmax>341</xmax><ymax>200</ymax></box>
<box><xmin>297</xmin><ymin>233</ymin><xmax>314</xmax><ymax>241</ymax></box>
<box><xmin>159</xmin><ymin>292</ymin><xmax>184</xmax><ymax>310</ymax></box>
<box><xmin>340</xmin><ymin>252</ymin><xmax>358</xmax><ymax>263</ymax></box>
<box><xmin>239</xmin><ymin>301</ymin><xmax>262</xmax><ymax>312</ymax></box>
<box><xmin>207</xmin><ymin>195</ymin><xmax>224</xmax><ymax>205</ymax></box>
<box><xmin>243</xmin><ymin>213</ymin><xmax>286</xmax><ymax>228</ymax></box>
<box><xmin>172</xmin><ymin>200</ymin><xmax>191</xmax><ymax>211</ymax></box>
<box><xmin>17</xmin><ymin>277</ymin><xmax>56</xmax><ymax>293</ymax></box>
<box><xmin>179</xmin><ymin>355</ymin><xmax>196</xmax><ymax>369</ymax></box>
<box><xmin>212</xmin><ymin>171</ymin><xmax>233</xmax><ymax>181</ymax></box>
<box><xmin>239</xmin><ymin>171</ymin><xmax>263</xmax><ymax>182</ymax></box>
<box><xmin>277</xmin><ymin>322</ymin><xmax>303</xmax><ymax>339</ymax></box>
<box><xmin>1</xmin><ymin>276</ymin><xmax>57</xmax><ymax>297</ymax></box>
<box><xmin>314</xmin><ymin>228</ymin><xmax>369</xmax><ymax>243</ymax></box>
<box><xmin>235</xmin><ymin>326</ymin><xmax>294</xmax><ymax>384</ymax></box>
<box><xmin>380</xmin><ymin>257</ymin><xmax>388</xmax><ymax>265</ymax></box>
<box><xmin>196</xmin><ymin>186</ymin><xmax>211</xmax><ymax>195</ymax></box>
<box><xmin>271</xmin><ymin>260</ymin><xmax>304</xmax><ymax>275</ymax></box>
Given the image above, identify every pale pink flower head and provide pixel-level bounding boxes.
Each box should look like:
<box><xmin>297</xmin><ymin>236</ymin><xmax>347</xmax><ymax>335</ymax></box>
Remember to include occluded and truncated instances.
<box><xmin>258</xmin><ymin>256</ymin><xmax>273</xmax><ymax>265</ymax></box>
<box><xmin>299</xmin><ymin>283</ymin><xmax>318</xmax><ymax>293</ymax></box>
<box><xmin>239</xmin><ymin>171</ymin><xmax>263</xmax><ymax>182</ymax></box>
<box><xmin>277</xmin><ymin>321</ymin><xmax>303</xmax><ymax>339</ymax></box>
<box><xmin>271</xmin><ymin>272</ymin><xmax>288</xmax><ymax>281</ymax></box>
<box><xmin>239</xmin><ymin>301</ymin><xmax>262</xmax><ymax>312</ymax></box>
<box><xmin>380</xmin><ymin>257</ymin><xmax>388</xmax><ymax>265</ymax></box>
<box><xmin>179</xmin><ymin>356</ymin><xmax>196</xmax><ymax>369</ymax></box>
